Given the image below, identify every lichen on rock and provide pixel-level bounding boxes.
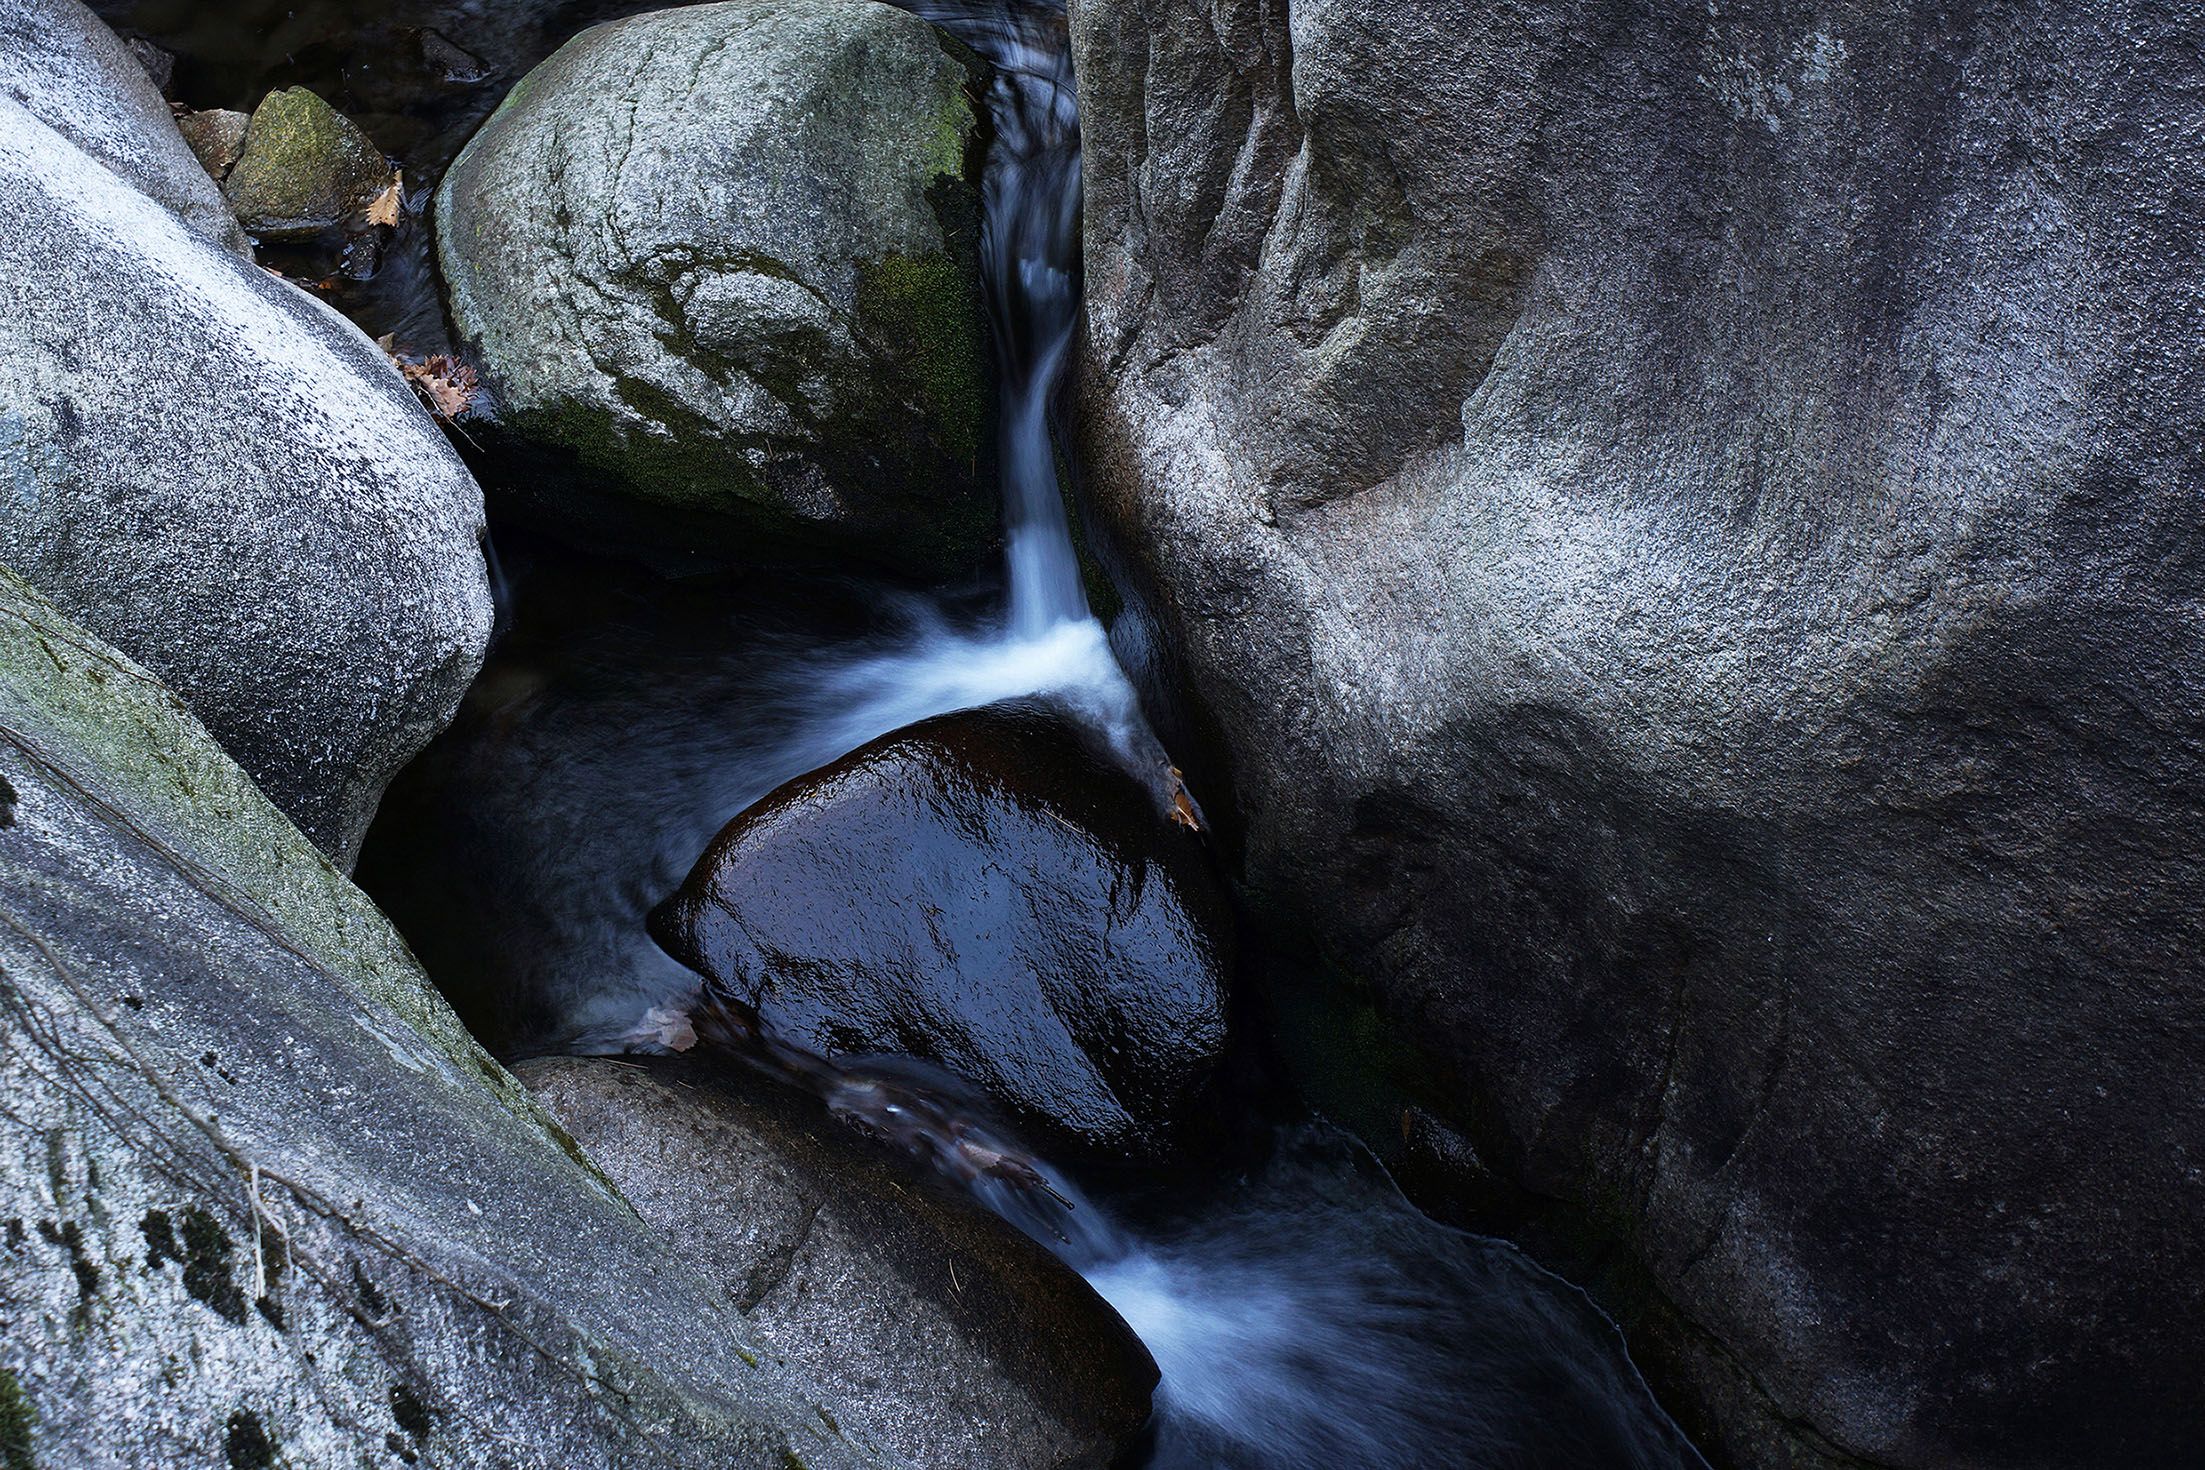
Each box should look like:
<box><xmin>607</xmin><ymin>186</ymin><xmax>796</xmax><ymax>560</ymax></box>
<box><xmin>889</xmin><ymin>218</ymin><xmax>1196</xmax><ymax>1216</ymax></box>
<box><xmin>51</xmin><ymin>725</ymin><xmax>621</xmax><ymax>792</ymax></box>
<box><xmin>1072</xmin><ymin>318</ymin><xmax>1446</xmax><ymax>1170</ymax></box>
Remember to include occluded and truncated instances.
<box><xmin>0</xmin><ymin>567</ymin><xmax>870</xmax><ymax>1468</ymax></box>
<box><xmin>222</xmin><ymin>86</ymin><xmax>394</xmax><ymax>237</ymax></box>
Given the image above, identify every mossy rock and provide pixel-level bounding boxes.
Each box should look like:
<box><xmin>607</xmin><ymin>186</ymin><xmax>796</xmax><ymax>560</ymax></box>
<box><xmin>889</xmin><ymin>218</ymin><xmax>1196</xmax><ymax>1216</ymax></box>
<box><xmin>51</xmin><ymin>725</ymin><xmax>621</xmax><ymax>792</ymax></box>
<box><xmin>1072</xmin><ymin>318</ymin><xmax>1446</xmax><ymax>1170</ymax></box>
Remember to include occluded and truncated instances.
<box><xmin>0</xmin><ymin>567</ymin><xmax>869</xmax><ymax>1467</ymax></box>
<box><xmin>435</xmin><ymin>0</ymin><xmax>998</xmax><ymax>574</ymax></box>
<box><xmin>223</xmin><ymin>86</ymin><xmax>391</xmax><ymax>236</ymax></box>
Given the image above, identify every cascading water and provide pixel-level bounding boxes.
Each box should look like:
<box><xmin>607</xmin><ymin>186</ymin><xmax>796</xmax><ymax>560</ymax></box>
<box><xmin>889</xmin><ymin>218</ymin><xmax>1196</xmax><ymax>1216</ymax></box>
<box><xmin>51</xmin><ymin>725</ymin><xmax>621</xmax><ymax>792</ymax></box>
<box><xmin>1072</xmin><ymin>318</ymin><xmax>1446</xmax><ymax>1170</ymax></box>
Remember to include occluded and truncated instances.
<box><xmin>799</xmin><ymin>0</ymin><xmax>1175</xmax><ymax>786</ymax></box>
<box><xmin>350</xmin><ymin>0</ymin><xmax>1707</xmax><ymax>1458</ymax></box>
<box><xmin>724</xmin><ymin>5</ymin><xmax>1707</xmax><ymax>1464</ymax></box>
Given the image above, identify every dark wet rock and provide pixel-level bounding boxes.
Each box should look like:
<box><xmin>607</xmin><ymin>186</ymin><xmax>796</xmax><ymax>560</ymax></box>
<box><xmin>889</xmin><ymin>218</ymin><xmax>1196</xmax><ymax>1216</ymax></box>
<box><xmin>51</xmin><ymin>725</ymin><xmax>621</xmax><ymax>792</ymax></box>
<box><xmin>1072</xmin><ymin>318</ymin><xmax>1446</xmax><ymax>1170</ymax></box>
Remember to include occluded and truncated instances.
<box><xmin>175</xmin><ymin>106</ymin><xmax>248</xmax><ymax>179</ymax></box>
<box><xmin>124</xmin><ymin>34</ymin><xmax>170</xmax><ymax>91</ymax></box>
<box><xmin>0</xmin><ymin>0</ymin><xmax>247</xmax><ymax>254</ymax></box>
<box><xmin>651</xmin><ymin>705</ymin><xmax>1231</xmax><ymax>1157</ymax></box>
<box><xmin>223</xmin><ymin>85</ymin><xmax>394</xmax><ymax>237</ymax></box>
<box><xmin>418</xmin><ymin>26</ymin><xmax>487</xmax><ymax>84</ymax></box>
<box><xmin>1070</xmin><ymin>1</ymin><xmax>2205</xmax><ymax>1466</ymax></box>
<box><xmin>0</xmin><ymin>569</ymin><xmax>868</xmax><ymax>1469</ymax></box>
<box><xmin>0</xmin><ymin>8</ymin><xmax>491</xmax><ymax>865</ymax></box>
<box><xmin>521</xmin><ymin>1055</ymin><xmax>1157</xmax><ymax>1469</ymax></box>
<box><xmin>435</xmin><ymin>0</ymin><xmax>997</xmax><ymax>573</ymax></box>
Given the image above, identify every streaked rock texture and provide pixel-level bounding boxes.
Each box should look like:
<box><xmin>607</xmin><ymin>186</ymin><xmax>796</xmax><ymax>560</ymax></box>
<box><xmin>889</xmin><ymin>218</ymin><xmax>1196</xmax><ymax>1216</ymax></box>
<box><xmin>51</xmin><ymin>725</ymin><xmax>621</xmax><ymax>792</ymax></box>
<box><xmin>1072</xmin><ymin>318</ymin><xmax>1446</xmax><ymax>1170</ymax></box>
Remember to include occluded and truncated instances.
<box><xmin>0</xmin><ymin>569</ymin><xmax>870</xmax><ymax>1470</ymax></box>
<box><xmin>0</xmin><ymin>0</ymin><xmax>248</xmax><ymax>254</ymax></box>
<box><xmin>0</xmin><ymin>0</ymin><xmax>491</xmax><ymax>862</ymax></box>
<box><xmin>1068</xmin><ymin>1</ymin><xmax>2205</xmax><ymax>1465</ymax></box>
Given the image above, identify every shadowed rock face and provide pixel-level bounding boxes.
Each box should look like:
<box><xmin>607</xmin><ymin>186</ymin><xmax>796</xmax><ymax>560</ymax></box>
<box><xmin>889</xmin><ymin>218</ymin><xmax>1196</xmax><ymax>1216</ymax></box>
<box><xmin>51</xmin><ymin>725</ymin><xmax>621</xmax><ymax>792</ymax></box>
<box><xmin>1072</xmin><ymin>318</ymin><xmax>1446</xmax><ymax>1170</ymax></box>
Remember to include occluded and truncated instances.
<box><xmin>0</xmin><ymin>0</ymin><xmax>491</xmax><ymax>865</ymax></box>
<box><xmin>435</xmin><ymin>0</ymin><xmax>999</xmax><ymax>572</ymax></box>
<box><xmin>652</xmin><ymin>706</ymin><xmax>1231</xmax><ymax>1157</ymax></box>
<box><xmin>0</xmin><ymin>569</ymin><xmax>870</xmax><ymax>1470</ymax></box>
<box><xmin>521</xmin><ymin>1055</ymin><xmax>1158</xmax><ymax>1470</ymax></box>
<box><xmin>1068</xmin><ymin>1</ymin><xmax>2205</xmax><ymax>1466</ymax></box>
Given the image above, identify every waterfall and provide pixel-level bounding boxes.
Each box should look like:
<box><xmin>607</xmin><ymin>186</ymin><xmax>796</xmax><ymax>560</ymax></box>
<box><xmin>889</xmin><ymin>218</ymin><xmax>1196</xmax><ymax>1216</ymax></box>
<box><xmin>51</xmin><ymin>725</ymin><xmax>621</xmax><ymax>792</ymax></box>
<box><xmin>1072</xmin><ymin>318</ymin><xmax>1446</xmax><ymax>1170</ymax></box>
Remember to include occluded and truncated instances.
<box><xmin>803</xmin><ymin>0</ymin><xmax>1179</xmax><ymax>795</ymax></box>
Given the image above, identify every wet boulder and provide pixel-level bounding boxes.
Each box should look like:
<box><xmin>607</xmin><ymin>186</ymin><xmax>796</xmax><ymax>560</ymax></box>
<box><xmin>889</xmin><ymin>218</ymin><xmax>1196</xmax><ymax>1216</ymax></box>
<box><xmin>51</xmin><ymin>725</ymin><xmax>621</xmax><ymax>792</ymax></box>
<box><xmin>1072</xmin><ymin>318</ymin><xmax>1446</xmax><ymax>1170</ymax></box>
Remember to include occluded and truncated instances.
<box><xmin>175</xmin><ymin>106</ymin><xmax>249</xmax><ymax>180</ymax></box>
<box><xmin>0</xmin><ymin>568</ymin><xmax>865</xmax><ymax>1469</ymax></box>
<box><xmin>520</xmin><ymin>1055</ymin><xmax>1158</xmax><ymax>1469</ymax></box>
<box><xmin>434</xmin><ymin>0</ymin><xmax>996</xmax><ymax>572</ymax></box>
<box><xmin>652</xmin><ymin>706</ymin><xmax>1230</xmax><ymax>1156</ymax></box>
<box><xmin>0</xmin><ymin>1</ymin><xmax>491</xmax><ymax>863</ymax></box>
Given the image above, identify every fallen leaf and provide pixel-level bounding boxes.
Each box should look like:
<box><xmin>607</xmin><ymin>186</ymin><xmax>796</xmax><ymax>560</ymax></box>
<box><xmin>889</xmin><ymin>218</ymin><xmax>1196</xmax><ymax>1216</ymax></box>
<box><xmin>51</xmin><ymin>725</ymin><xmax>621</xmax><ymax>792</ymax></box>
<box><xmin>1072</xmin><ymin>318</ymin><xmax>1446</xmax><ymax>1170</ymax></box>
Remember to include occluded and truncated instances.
<box><xmin>364</xmin><ymin>170</ymin><xmax>403</xmax><ymax>228</ymax></box>
<box><xmin>378</xmin><ymin>337</ymin><xmax>483</xmax><ymax>422</ymax></box>
<box><xmin>623</xmin><ymin>1004</ymin><xmax>698</xmax><ymax>1053</ymax></box>
<box><xmin>1166</xmin><ymin>765</ymin><xmax>1203</xmax><ymax>831</ymax></box>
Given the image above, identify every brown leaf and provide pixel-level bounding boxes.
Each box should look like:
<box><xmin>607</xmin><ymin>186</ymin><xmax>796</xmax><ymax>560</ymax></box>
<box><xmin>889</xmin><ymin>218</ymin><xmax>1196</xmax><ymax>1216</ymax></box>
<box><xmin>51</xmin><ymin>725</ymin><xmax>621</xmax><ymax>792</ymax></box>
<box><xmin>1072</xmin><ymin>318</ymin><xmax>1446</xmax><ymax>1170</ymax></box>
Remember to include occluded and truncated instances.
<box><xmin>378</xmin><ymin>338</ymin><xmax>482</xmax><ymax>422</ymax></box>
<box><xmin>403</xmin><ymin>355</ymin><xmax>481</xmax><ymax>420</ymax></box>
<box><xmin>1166</xmin><ymin>766</ymin><xmax>1202</xmax><ymax>831</ymax></box>
<box><xmin>364</xmin><ymin>171</ymin><xmax>403</xmax><ymax>228</ymax></box>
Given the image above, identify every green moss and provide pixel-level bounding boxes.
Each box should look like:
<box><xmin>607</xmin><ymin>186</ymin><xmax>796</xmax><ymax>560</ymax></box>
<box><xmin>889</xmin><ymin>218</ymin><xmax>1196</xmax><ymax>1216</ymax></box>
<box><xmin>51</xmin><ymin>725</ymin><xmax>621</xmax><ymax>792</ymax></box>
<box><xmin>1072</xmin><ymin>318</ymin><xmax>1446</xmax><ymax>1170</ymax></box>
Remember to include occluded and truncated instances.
<box><xmin>0</xmin><ymin>570</ymin><xmax>560</xmax><ymax>1138</ymax></box>
<box><xmin>0</xmin><ymin>1365</ymin><xmax>34</xmax><ymax>1470</ymax></box>
<box><xmin>855</xmin><ymin>250</ymin><xmax>989</xmax><ymax>467</ymax></box>
<box><xmin>222</xmin><ymin>87</ymin><xmax>389</xmax><ymax>234</ymax></box>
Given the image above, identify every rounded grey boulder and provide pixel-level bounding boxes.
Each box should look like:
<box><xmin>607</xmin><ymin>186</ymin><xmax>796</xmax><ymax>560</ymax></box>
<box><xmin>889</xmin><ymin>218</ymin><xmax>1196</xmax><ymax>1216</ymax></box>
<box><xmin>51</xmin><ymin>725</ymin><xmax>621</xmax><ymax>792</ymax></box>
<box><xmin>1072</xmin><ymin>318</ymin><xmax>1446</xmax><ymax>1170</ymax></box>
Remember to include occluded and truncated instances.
<box><xmin>520</xmin><ymin>1055</ymin><xmax>1159</xmax><ymax>1469</ymax></box>
<box><xmin>436</xmin><ymin>0</ymin><xmax>997</xmax><ymax>572</ymax></box>
<box><xmin>0</xmin><ymin>6</ymin><xmax>493</xmax><ymax>864</ymax></box>
<box><xmin>0</xmin><ymin>0</ymin><xmax>248</xmax><ymax>256</ymax></box>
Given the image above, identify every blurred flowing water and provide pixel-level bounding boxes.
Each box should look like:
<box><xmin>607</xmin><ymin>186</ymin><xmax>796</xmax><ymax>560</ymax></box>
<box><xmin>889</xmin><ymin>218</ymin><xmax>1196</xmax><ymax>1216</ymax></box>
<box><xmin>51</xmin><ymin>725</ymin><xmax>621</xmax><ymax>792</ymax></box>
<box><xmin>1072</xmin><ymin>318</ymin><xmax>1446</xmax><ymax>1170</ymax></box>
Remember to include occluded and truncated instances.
<box><xmin>111</xmin><ymin>0</ymin><xmax>1704</xmax><ymax>1459</ymax></box>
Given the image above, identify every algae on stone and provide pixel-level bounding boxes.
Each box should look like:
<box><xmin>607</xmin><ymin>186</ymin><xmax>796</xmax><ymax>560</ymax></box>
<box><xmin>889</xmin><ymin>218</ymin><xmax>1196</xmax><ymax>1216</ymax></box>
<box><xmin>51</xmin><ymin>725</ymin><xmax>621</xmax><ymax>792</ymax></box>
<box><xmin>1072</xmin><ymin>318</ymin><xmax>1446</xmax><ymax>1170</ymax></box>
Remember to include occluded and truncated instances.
<box><xmin>0</xmin><ymin>567</ymin><xmax>870</xmax><ymax>1469</ymax></box>
<box><xmin>223</xmin><ymin>86</ymin><xmax>392</xmax><ymax>236</ymax></box>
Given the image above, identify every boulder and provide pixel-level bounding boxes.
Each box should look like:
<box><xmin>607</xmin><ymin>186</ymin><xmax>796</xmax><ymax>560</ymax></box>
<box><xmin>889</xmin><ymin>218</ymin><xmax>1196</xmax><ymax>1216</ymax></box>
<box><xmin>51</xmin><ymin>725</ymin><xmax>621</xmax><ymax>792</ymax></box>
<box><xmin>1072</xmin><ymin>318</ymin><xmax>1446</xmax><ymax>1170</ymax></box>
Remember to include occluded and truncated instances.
<box><xmin>1069</xmin><ymin>1</ymin><xmax>2205</xmax><ymax>1466</ymax></box>
<box><xmin>0</xmin><ymin>568</ymin><xmax>871</xmax><ymax>1469</ymax></box>
<box><xmin>0</xmin><ymin>10</ymin><xmax>492</xmax><ymax>864</ymax></box>
<box><xmin>222</xmin><ymin>86</ymin><xmax>395</xmax><ymax>236</ymax></box>
<box><xmin>520</xmin><ymin>1055</ymin><xmax>1158</xmax><ymax>1469</ymax></box>
<box><xmin>651</xmin><ymin>706</ymin><xmax>1231</xmax><ymax>1156</ymax></box>
<box><xmin>175</xmin><ymin>106</ymin><xmax>249</xmax><ymax>180</ymax></box>
<box><xmin>0</xmin><ymin>0</ymin><xmax>247</xmax><ymax>254</ymax></box>
<box><xmin>435</xmin><ymin>0</ymin><xmax>996</xmax><ymax>572</ymax></box>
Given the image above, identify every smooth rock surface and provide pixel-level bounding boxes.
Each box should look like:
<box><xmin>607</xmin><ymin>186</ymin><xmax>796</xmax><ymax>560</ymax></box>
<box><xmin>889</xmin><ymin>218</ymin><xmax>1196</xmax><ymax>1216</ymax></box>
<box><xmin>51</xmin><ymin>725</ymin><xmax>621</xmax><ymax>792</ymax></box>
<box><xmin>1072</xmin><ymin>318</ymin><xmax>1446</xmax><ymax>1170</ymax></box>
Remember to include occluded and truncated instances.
<box><xmin>1069</xmin><ymin>2</ymin><xmax>2205</xmax><ymax>1467</ymax></box>
<box><xmin>435</xmin><ymin>0</ymin><xmax>996</xmax><ymax>572</ymax></box>
<box><xmin>651</xmin><ymin>706</ymin><xmax>1231</xmax><ymax>1156</ymax></box>
<box><xmin>222</xmin><ymin>85</ymin><xmax>393</xmax><ymax>236</ymax></box>
<box><xmin>521</xmin><ymin>1055</ymin><xmax>1158</xmax><ymax>1470</ymax></box>
<box><xmin>0</xmin><ymin>0</ymin><xmax>247</xmax><ymax>254</ymax></box>
<box><xmin>0</xmin><ymin>569</ymin><xmax>870</xmax><ymax>1470</ymax></box>
<box><xmin>0</xmin><ymin>28</ymin><xmax>492</xmax><ymax>864</ymax></box>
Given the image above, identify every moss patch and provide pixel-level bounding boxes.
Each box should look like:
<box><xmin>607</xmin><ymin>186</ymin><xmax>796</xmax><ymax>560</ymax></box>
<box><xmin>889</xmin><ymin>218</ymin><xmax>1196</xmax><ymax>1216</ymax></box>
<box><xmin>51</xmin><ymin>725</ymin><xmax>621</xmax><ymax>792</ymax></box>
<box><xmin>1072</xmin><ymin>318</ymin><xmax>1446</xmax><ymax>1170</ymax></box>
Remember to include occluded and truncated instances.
<box><xmin>855</xmin><ymin>250</ymin><xmax>989</xmax><ymax>468</ymax></box>
<box><xmin>223</xmin><ymin>87</ymin><xmax>390</xmax><ymax>235</ymax></box>
<box><xmin>0</xmin><ymin>1366</ymin><xmax>34</xmax><ymax>1470</ymax></box>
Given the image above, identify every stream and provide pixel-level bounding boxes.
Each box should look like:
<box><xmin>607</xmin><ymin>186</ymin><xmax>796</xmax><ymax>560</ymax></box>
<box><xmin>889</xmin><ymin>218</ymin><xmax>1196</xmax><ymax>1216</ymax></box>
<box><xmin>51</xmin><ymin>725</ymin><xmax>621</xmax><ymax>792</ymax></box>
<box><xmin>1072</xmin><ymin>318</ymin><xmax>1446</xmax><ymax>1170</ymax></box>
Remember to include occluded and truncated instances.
<box><xmin>106</xmin><ymin>0</ymin><xmax>1705</xmax><ymax>1460</ymax></box>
